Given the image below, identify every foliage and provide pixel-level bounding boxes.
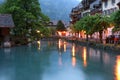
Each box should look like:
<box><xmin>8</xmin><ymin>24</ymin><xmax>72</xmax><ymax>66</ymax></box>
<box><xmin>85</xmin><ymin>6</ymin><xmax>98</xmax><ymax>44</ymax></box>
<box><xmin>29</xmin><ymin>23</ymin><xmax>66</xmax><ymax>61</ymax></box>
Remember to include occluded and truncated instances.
<box><xmin>93</xmin><ymin>14</ymin><xmax>111</xmax><ymax>43</ymax></box>
<box><xmin>0</xmin><ymin>0</ymin><xmax>50</xmax><ymax>38</ymax></box>
<box><xmin>74</xmin><ymin>14</ymin><xmax>111</xmax><ymax>42</ymax></box>
<box><xmin>56</xmin><ymin>20</ymin><xmax>66</xmax><ymax>31</ymax></box>
<box><xmin>93</xmin><ymin>14</ymin><xmax>111</xmax><ymax>32</ymax></box>
<box><xmin>112</xmin><ymin>10</ymin><xmax>120</xmax><ymax>32</ymax></box>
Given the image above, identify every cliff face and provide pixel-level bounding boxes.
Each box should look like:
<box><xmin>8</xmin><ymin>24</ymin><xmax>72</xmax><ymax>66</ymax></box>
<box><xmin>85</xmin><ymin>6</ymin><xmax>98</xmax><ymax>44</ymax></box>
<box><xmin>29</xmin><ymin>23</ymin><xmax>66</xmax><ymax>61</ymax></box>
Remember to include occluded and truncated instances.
<box><xmin>40</xmin><ymin>0</ymin><xmax>80</xmax><ymax>21</ymax></box>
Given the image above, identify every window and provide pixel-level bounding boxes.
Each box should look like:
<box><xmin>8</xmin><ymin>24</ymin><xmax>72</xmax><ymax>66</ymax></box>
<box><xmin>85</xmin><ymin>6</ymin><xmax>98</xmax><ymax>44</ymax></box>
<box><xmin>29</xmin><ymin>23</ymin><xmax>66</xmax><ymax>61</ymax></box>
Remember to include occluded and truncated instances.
<box><xmin>104</xmin><ymin>1</ymin><xmax>108</xmax><ymax>8</ymax></box>
<box><xmin>111</xmin><ymin>0</ymin><xmax>115</xmax><ymax>5</ymax></box>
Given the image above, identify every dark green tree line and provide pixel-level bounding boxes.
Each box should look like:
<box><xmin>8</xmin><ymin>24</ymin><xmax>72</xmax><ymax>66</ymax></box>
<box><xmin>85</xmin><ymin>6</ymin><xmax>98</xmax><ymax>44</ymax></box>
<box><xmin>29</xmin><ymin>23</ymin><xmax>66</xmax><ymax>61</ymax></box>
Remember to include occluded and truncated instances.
<box><xmin>56</xmin><ymin>20</ymin><xmax>66</xmax><ymax>31</ymax></box>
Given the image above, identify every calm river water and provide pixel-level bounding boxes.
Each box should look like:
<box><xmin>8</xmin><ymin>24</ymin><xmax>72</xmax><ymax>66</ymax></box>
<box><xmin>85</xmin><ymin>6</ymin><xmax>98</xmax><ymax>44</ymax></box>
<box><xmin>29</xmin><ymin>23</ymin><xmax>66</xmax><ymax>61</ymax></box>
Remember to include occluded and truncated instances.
<box><xmin>0</xmin><ymin>39</ymin><xmax>120</xmax><ymax>80</ymax></box>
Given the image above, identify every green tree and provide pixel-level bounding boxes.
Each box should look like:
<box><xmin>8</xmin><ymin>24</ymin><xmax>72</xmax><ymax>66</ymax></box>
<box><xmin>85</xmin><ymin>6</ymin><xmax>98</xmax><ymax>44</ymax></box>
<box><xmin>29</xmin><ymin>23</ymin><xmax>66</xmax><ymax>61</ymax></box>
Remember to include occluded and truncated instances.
<box><xmin>74</xmin><ymin>14</ymin><xmax>110</xmax><ymax>43</ymax></box>
<box><xmin>93</xmin><ymin>14</ymin><xmax>111</xmax><ymax>43</ymax></box>
<box><xmin>0</xmin><ymin>0</ymin><xmax>49</xmax><ymax>37</ymax></box>
<box><xmin>112</xmin><ymin>10</ymin><xmax>120</xmax><ymax>32</ymax></box>
<box><xmin>56</xmin><ymin>20</ymin><xmax>66</xmax><ymax>31</ymax></box>
<box><xmin>74</xmin><ymin>16</ymin><xmax>96</xmax><ymax>41</ymax></box>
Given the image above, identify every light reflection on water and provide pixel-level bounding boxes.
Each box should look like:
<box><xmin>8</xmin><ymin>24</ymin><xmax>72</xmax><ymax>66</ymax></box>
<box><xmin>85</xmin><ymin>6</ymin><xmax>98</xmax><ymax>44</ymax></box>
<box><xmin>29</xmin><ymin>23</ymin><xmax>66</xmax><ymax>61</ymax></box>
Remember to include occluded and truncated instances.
<box><xmin>72</xmin><ymin>43</ymin><xmax>75</xmax><ymax>57</ymax></box>
<box><xmin>72</xmin><ymin>56</ymin><xmax>76</xmax><ymax>67</ymax></box>
<box><xmin>63</xmin><ymin>41</ymin><xmax>66</xmax><ymax>52</ymax></box>
<box><xmin>114</xmin><ymin>56</ymin><xmax>120</xmax><ymax>80</ymax></box>
<box><xmin>37</xmin><ymin>40</ymin><xmax>41</xmax><ymax>50</ymax></box>
<box><xmin>0</xmin><ymin>40</ymin><xmax>119</xmax><ymax>80</ymax></box>
<box><xmin>82</xmin><ymin>47</ymin><xmax>87</xmax><ymax>67</ymax></box>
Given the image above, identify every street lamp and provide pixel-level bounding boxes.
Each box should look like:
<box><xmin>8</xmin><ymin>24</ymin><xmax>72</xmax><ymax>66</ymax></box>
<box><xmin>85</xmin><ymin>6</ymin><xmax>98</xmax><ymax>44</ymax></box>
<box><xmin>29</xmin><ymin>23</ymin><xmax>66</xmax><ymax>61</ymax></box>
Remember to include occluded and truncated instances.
<box><xmin>36</xmin><ymin>30</ymin><xmax>40</xmax><ymax>33</ymax></box>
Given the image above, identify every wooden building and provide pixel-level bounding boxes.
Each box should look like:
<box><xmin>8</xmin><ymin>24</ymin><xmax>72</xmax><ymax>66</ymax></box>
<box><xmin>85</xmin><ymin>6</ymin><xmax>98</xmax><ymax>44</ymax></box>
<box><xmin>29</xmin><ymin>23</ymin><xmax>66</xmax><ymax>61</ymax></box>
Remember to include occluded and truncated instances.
<box><xmin>0</xmin><ymin>14</ymin><xmax>14</xmax><ymax>43</ymax></box>
<box><xmin>117</xmin><ymin>1</ymin><xmax>120</xmax><ymax>9</ymax></box>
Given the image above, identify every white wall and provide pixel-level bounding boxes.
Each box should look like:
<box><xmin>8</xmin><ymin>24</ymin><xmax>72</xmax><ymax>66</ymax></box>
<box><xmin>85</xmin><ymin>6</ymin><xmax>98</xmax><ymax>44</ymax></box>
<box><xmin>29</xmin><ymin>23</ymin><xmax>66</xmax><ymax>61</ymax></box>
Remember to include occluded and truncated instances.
<box><xmin>102</xmin><ymin>0</ymin><xmax>120</xmax><ymax>11</ymax></box>
<box><xmin>81</xmin><ymin>9</ymin><xmax>90</xmax><ymax>17</ymax></box>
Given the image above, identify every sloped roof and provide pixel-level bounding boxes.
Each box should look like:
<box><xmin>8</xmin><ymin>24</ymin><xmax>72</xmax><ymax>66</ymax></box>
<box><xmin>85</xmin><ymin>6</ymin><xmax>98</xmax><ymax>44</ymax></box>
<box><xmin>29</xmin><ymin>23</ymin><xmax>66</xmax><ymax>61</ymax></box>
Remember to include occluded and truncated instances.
<box><xmin>117</xmin><ymin>1</ymin><xmax>120</xmax><ymax>6</ymax></box>
<box><xmin>0</xmin><ymin>14</ymin><xmax>15</xmax><ymax>28</ymax></box>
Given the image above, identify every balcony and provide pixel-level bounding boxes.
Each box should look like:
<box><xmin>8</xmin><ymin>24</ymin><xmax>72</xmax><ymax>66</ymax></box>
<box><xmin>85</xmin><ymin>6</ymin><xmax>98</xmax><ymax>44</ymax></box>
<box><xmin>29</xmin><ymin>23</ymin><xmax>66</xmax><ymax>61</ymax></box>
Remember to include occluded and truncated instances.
<box><xmin>93</xmin><ymin>3</ymin><xmax>102</xmax><ymax>9</ymax></box>
<box><xmin>101</xmin><ymin>0</ymin><xmax>108</xmax><ymax>2</ymax></box>
<box><xmin>90</xmin><ymin>8</ymin><xmax>102</xmax><ymax>15</ymax></box>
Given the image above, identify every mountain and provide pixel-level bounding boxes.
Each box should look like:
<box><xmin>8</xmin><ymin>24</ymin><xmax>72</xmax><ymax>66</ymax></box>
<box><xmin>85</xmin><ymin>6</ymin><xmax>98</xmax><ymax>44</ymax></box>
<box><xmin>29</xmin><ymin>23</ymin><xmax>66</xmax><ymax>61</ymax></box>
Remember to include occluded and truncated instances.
<box><xmin>0</xmin><ymin>0</ymin><xmax>80</xmax><ymax>21</ymax></box>
<box><xmin>40</xmin><ymin>0</ymin><xmax>80</xmax><ymax>22</ymax></box>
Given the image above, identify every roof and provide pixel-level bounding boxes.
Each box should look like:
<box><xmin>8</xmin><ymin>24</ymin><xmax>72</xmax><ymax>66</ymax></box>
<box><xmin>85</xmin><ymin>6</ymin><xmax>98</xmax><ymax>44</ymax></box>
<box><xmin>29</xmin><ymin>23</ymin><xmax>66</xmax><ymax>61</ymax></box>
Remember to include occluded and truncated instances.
<box><xmin>0</xmin><ymin>14</ymin><xmax>15</xmax><ymax>28</ymax></box>
<box><xmin>117</xmin><ymin>1</ymin><xmax>120</xmax><ymax>6</ymax></box>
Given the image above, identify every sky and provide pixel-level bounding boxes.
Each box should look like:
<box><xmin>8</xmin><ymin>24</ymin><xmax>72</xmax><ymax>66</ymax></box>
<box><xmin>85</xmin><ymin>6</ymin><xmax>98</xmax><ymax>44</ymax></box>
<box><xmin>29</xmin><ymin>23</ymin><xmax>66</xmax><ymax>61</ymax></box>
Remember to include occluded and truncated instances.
<box><xmin>40</xmin><ymin>0</ymin><xmax>82</xmax><ymax>21</ymax></box>
<box><xmin>0</xmin><ymin>0</ymin><xmax>82</xmax><ymax>21</ymax></box>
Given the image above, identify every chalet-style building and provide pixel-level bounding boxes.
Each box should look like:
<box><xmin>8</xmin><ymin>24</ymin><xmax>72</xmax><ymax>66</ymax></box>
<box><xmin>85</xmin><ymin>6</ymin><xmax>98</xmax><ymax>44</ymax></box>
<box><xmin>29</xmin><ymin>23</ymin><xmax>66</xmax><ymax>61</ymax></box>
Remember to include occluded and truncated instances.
<box><xmin>117</xmin><ymin>1</ymin><xmax>120</xmax><ymax>9</ymax></box>
<box><xmin>102</xmin><ymin>0</ymin><xmax>119</xmax><ymax>15</ymax></box>
<box><xmin>0</xmin><ymin>14</ymin><xmax>14</xmax><ymax>44</ymax></box>
<box><xmin>81</xmin><ymin>0</ymin><xmax>95</xmax><ymax>16</ymax></box>
<box><xmin>69</xmin><ymin>0</ymin><xmax>120</xmax><ymax>41</ymax></box>
<box><xmin>90</xmin><ymin>0</ymin><xmax>102</xmax><ymax>15</ymax></box>
<box><xmin>70</xmin><ymin>3</ymin><xmax>83</xmax><ymax>24</ymax></box>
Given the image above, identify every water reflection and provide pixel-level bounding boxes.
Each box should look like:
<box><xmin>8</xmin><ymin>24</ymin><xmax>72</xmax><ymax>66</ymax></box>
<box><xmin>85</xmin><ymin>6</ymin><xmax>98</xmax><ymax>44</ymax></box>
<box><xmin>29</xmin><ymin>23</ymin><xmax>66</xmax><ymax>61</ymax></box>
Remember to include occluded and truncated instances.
<box><xmin>64</xmin><ymin>41</ymin><xmax>66</xmax><ymax>52</ymax></box>
<box><xmin>72</xmin><ymin>43</ymin><xmax>75</xmax><ymax>57</ymax></box>
<box><xmin>58</xmin><ymin>39</ymin><xmax>61</xmax><ymax>50</ymax></box>
<box><xmin>114</xmin><ymin>56</ymin><xmax>120</xmax><ymax>80</ymax></box>
<box><xmin>82</xmin><ymin>47</ymin><xmax>87</xmax><ymax>67</ymax></box>
<box><xmin>72</xmin><ymin>56</ymin><xmax>76</xmax><ymax>67</ymax></box>
<box><xmin>89</xmin><ymin>48</ymin><xmax>101</xmax><ymax>62</ymax></box>
<box><xmin>4</xmin><ymin>48</ymin><xmax>11</xmax><ymax>54</ymax></box>
<box><xmin>59</xmin><ymin>56</ymin><xmax>63</xmax><ymax>66</ymax></box>
<box><xmin>0</xmin><ymin>40</ymin><xmax>120</xmax><ymax>80</ymax></box>
<box><xmin>37</xmin><ymin>41</ymin><xmax>41</xmax><ymax>50</ymax></box>
<box><xmin>103</xmin><ymin>52</ymin><xmax>110</xmax><ymax>65</ymax></box>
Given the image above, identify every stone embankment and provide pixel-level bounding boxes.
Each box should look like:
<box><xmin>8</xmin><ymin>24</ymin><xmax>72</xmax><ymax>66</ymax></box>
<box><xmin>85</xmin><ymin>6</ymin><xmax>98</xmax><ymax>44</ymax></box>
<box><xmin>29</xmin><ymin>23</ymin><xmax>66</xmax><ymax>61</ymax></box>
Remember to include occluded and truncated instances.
<box><xmin>65</xmin><ymin>39</ymin><xmax>120</xmax><ymax>52</ymax></box>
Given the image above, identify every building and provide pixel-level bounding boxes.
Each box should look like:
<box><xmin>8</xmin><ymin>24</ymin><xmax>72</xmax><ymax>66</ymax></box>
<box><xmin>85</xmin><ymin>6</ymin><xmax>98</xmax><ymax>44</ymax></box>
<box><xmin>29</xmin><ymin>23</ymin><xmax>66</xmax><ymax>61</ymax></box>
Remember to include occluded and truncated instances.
<box><xmin>117</xmin><ymin>1</ymin><xmax>120</xmax><ymax>9</ymax></box>
<box><xmin>69</xmin><ymin>0</ymin><xmax>120</xmax><ymax>42</ymax></box>
<box><xmin>102</xmin><ymin>0</ymin><xmax>119</xmax><ymax>15</ymax></box>
<box><xmin>0</xmin><ymin>14</ymin><xmax>14</xmax><ymax>41</ymax></box>
<box><xmin>81</xmin><ymin>0</ymin><xmax>95</xmax><ymax>16</ymax></box>
<box><xmin>70</xmin><ymin>3</ymin><xmax>83</xmax><ymax>24</ymax></box>
<box><xmin>90</xmin><ymin>0</ymin><xmax>102</xmax><ymax>15</ymax></box>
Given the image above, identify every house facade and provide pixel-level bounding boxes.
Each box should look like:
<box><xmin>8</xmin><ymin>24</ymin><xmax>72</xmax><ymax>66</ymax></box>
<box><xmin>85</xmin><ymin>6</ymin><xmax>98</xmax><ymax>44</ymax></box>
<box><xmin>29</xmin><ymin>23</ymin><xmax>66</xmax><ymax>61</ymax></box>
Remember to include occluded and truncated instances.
<box><xmin>102</xmin><ymin>0</ymin><xmax>119</xmax><ymax>15</ymax></box>
<box><xmin>69</xmin><ymin>0</ymin><xmax>120</xmax><ymax>40</ymax></box>
<box><xmin>0</xmin><ymin>14</ymin><xmax>14</xmax><ymax>46</ymax></box>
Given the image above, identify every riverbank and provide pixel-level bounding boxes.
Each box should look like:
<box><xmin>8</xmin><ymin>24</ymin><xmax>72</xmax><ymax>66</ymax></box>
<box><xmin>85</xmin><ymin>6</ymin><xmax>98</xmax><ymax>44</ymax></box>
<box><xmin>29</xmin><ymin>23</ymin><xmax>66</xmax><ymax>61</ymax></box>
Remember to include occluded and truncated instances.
<box><xmin>65</xmin><ymin>38</ymin><xmax>120</xmax><ymax>52</ymax></box>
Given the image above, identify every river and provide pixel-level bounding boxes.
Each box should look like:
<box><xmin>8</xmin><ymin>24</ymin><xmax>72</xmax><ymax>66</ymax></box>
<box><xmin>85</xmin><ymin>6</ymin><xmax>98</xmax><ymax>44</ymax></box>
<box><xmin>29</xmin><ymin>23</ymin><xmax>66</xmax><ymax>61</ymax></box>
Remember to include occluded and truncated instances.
<box><xmin>0</xmin><ymin>39</ymin><xmax>119</xmax><ymax>80</ymax></box>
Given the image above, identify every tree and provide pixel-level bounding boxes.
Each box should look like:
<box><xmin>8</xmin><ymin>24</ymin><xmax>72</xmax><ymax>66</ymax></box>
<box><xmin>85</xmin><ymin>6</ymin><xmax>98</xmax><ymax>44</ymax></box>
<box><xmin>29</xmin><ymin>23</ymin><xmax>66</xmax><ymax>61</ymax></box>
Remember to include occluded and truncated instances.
<box><xmin>93</xmin><ymin>14</ymin><xmax>111</xmax><ymax>43</ymax></box>
<box><xmin>74</xmin><ymin>16</ymin><xmax>96</xmax><ymax>41</ymax></box>
<box><xmin>112</xmin><ymin>10</ymin><xmax>120</xmax><ymax>32</ymax></box>
<box><xmin>0</xmin><ymin>0</ymin><xmax>49</xmax><ymax>37</ymax></box>
<box><xmin>56</xmin><ymin>20</ymin><xmax>66</xmax><ymax>31</ymax></box>
<box><xmin>74</xmin><ymin>14</ymin><xmax>111</xmax><ymax>43</ymax></box>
